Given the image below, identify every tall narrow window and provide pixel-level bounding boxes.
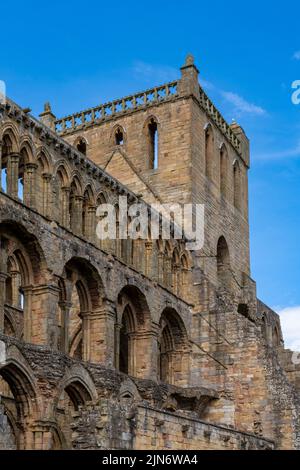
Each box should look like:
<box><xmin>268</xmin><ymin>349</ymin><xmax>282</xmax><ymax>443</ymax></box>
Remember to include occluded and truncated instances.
<box><xmin>148</xmin><ymin>118</ymin><xmax>158</xmax><ymax>169</ymax></box>
<box><xmin>115</xmin><ymin>128</ymin><xmax>124</xmax><ymax>146</ymax></box>
<box><xmin>1</xmin><ymin>161</ymin><xmax>7</xmax><ymax>193</ymax></box>
<box><xmin>76</xmin><ymin>138</ymin><xmax>87</xmax><ymax>156</ymax></box>
<box><xmin>220</xmin><ymin>144</ymin><xmax>228</xmax><ymax>197</ymax></box>
<box><xmin>233</xmin><ymin>160</ymin><xmax>241</xmax><ymax>210</ymax></box>
<box><xmin>205</xmin><ymin>125</ymin><xmax>214</xmax><ymax>179</ymax></box>
<box><xmin>18</xmin><ymin>153</ymin><xmax>25</xmax><ymax>202</ymax></box>
<box><xmin>216</xmin><ymin>236</ymin><xmax>231</xmax><ymax>289</ymax></box>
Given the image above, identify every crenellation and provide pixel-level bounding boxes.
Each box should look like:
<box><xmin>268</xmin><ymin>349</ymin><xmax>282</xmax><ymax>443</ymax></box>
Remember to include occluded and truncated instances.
<box><xmin>0</xmin><ymin>57</ymin><xmax>299</xmax><ymax>451</ymax></box>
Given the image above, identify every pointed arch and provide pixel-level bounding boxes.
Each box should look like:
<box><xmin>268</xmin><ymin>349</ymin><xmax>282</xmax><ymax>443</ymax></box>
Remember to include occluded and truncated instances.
<box><xmin>216</xmin><ymin>236</ymin><xmax>231</xmax><ymax>289</ymax></box>
<box><xmin>144</xmin><ymin>116</ymin><xmax>159</xmax><ymax>169</ymax></box>
<box><xmin>158</xmin><ymin>308</ymin><xmax>190</xmax><ymax>385</ymax></box>
<box><xmin>204</xmin><ymin>123</ymin><xmax>214</xmax><ymax>179</ymax></box>
<box><xmin>220</xmin><ymin>143</ymin><xmax>228</xmax><ymax>197</ymax></box>
<box><xmin>233</xmin><ymin>159</ymin><xmax>241</xmax><ymax>210</ymax></box>
<box><xmin>74</xmin><ymin>136</ymin><xmax>88</xmax><ymax>156</ymax></box>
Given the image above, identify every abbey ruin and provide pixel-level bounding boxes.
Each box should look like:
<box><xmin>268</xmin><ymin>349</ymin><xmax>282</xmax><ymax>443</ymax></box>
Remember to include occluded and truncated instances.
<box><xmin>0</xmin><ymin>56</ymin><xmax>299</xmax><ymax>450</ymax></box>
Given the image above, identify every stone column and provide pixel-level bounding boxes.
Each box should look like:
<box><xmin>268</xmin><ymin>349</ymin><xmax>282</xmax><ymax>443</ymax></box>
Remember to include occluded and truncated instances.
<box><xmin>10</xmin><ymin>270</ymin><xmax>21</xmax><ymax>307</ymax></box>
<box><xmin>58</xmin><ymin>301</ymin><xmax>72</xmax><ymax>353</ymax></box>
<box><xmin>61</xmin><ymin>187</ymin><xmax>70</xmax><ymax>227</ymax></box>
<box><xmin>7</xmin><ymin>153</ymin><xmax>19</xmax><ymax>198</ymax></box>
<box><xmin>81</xmin><ymin>299</ymin><xmax>116</xmax><ymax>366</ymax></box>
<box><xmin>157</xmin><ymin>252</ymin><xmax>164</xmax><ymax>284</ymax></box>
<box><xmin>133</xmin><ymin>324</ymin><xmax>159</xmax><ymax>380</ymax></box>
<box><xmin>42</xmin><ymin>173</ymin><xmax>52</xmax><ymax>218</ymax></box>
<box><xmin>145</xmin><ymin>241</ymin><xmax>153</xmax><ymax>277</ymax></box>
<box><xmin>114</xmin><ymin>321</ymin><xmax>122</xmax><ymax>370</ymax></box>
<box><xmin>22</xmin><ymin>286</ymin><xmax>33</xmax><ymax>342</ymax></box>
<box><xmin>86</xmin><ymin>205</ymin><xmax>96</xmax><ymax>242</ymax></box>
<box><xmin>23</xmin><ymin>163</ymin><xmax>38</xmax><ymax>208</ymax></box>
<box><xmin>28</xmin><ymin>284</ymin><xmax>60</xmax><ymax>346</ymax></box>
<box><xmin>0</xmin><ymin>272</ymin><xmax>8</xmax><ymax>332</ymax></box>
<box><xmin>72</xmin><ymin>195</ymin><xmax>83</xmax><ymax>236</ymax></box>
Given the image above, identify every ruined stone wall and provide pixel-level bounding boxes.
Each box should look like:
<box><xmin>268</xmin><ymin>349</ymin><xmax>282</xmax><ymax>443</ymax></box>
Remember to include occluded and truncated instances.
<box><xmin>1</xmin><ymin>63</ymin><xmax>300</xmax><ymax>450</ymax></box>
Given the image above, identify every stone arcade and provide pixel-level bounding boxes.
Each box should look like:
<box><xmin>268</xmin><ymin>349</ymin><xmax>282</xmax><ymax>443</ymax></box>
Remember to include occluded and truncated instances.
<box><xmin>0</xmin><ymin>56</ymin><xmax>299</xmax><ymax>450</ymax></box>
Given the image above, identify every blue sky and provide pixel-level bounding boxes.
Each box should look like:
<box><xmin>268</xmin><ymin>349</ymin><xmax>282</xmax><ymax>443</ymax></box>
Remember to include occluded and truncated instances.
<box><xmin>1</xmin><ymin>0</ymin><xmax>300</xmax><ymax>346</ymax></box>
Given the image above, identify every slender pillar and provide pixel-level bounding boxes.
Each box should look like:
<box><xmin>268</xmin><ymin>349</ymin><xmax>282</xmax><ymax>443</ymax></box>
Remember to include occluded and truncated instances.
<box><xmin>145</xmin><ymin>241</ymin><xmax>153</xmax><ymax>277</ymax></box>
<box><xmin>42</xmin><ymin>173</ymin><xmax>52</xmax><ymax>218</ymax></box>
<box><xmin>0</xmin><ymin>272</ymin><xmax>8</xmax><ymax>332</ymax></box>
<box><xmin>86</xmin><ymin>205</ymin><xmax>96</xmax><ymax>242</ymax></box>
<box><xmin>72</xmin><ymin>195</ymin><xmax>83</xmax><ymax>236</ymax></box>
<box><xmin>24</xmin><ymin>162</ymin><xmax>38</xmax><ymax>208</ymax></box>
<box><xmin>61</xmin><ymin>187</ymin><xmax>70</xmax><ymax>227</ymax></box>
<box><xmin>7</xmin><ymin>153</ymin><xmax>19</xmax><ymax>198</ymax></box>
<box><xmin>59</xmin><ymin>301</ymin><xmax>72</xmax><ymax>353</ymax></box>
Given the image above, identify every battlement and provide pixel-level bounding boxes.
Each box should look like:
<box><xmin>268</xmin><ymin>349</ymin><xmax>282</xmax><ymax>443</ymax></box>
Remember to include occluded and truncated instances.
<box><xmin>53</xmin><ymin>57</ymin><xmax>242</xmax><ymax>156</ymax></box>
<box><xmin>55</xmin><ymin>80</ymin><xmax>179</xmax><ymax>134</ymax></box>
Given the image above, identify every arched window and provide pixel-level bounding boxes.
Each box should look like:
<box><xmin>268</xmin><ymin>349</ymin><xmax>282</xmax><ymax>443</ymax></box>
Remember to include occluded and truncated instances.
<box><xmin>171</xmin><ymin>248</ymin><xmax>180</xmax><ymax>295</ymax></box>
<box><xmin>147</xmin><ymin>118</ymin><xmax>158</xmax><ymax>169</ymax></box>
<box><xmin>82</xmin><ymin>187</ymin><xmax>95</xmax><ymax>240</ymax></box>
<box><xmin>36</xmin><ymin>151</ymin><xmax>51</xmax><ymax>217</ymax></box>
<box><xmin>69</xmin><ymin>177</ymin><xmax>82</xmax><ymax>235</ymax></box>
<box><xmin>115</xmin><ymin>128</ymin><xmax>124</xmax><ymax>146</ymax></box>
<box><xmin>18</xmin><ymin>150</ymin><xmax>26</xmax><ymax>202</ymax></box>
<box><xmin>216</xmin><ymin>236</ymin><xmax>231</xmax><ymax>289</ymax></box>
<box><xmin>76</xmin><ymin>138</ymin><xmax>87</xmax><ymax>156</ymax></box>
<box><xmin>205</xmin><ymin>124</ymin><xmax>214</xmax><ymax>179</ymax></box>
<box><xmin>233</xmin><ymin>160</ymin><xmax>241</xmax><ymax>210</ymax></box>
<box><xmin>220</xmin><ymin>144</ymin><xmax>228</xmax><ymax>197</ymax></box>
<box><xmin>117</xmin><ymin>286</ymin><xmax>152</xmax><ymax>378</ymax></box>
<box><xmin>158</xmin><ymin>308</ymin><xmax>189</xmax><ymax>385</ymax></box>
<box><xmin>55</xmin><ymin>166</ymin><xmax>69</xmax><ymax>226</ymax></box>
<box><xmin>119</xmin><ymin>305</ymin><xmax>135</xmax><ymax>375</ymax></box>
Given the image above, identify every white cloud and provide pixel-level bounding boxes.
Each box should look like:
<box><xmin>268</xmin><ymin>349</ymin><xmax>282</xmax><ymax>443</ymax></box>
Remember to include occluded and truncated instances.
<box><xmin>253</xmin><ymin>142</ymin><xmax>300</xmax><ymax>161</ymax></box>
<box><xmin>131</xmin><ymin>61</ymin><xmax>266</xmax><ymax>118</ymax></box>
<box><xmin>221</xmin><ymin>90</ymin><xmax>266</xmax><ymax>116</ymax></box>
<box><xmin>277</xmin><ymin>306</ymin><xmax>300</xmax><ymax>350</ymax></box>
<box><xmin>292</xmin><ymin>51</ymin><xmax>300</xmax><ymax>60</ymax></box>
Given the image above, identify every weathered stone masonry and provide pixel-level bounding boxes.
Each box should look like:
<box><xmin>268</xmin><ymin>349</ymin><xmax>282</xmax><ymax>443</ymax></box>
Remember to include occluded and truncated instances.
<box><xmin>0</xmin><ymin>55</ymin><xmax>299</xmax><ymax>450</ymax></box>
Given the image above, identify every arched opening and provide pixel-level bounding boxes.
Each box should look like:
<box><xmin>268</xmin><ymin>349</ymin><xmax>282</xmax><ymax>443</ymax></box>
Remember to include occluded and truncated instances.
<box><xmin>69</xmin><ymin>177</ymin><xmax>82</xmax><ymax>235</ymax></box>
<box><xmin>4</xmin><ymin>254</ymin><xmax>24</xmax><ymax>338</ymax></box>
<box><xmin>96</xmin><ymin>192</ymin><xmax>108</xmax><ymax>251</ymax></box>
<box><xmin>18</xmin><ymin>148</ymin><xmax>27</xmax><ymax>203</ymax></box>
<box><xmin>233</xmin><ymin>160</ymin><xmax>241</xmax><ymax>210</ymax></box>
<box><xmin>180</xmin><ymin>253</ymin><xmax>190</xmax><ymax>298</ymax></box>
<box><xmin>0</xmin><ymin>361</ymin><xmax>37</xmax><ymax>449</ymax></box>
<box><xmin>75</xmin><ymin>138</ymin><xmax>87</xmax><ymax>156</ymax></box>
<box><xmin>54</xmin><ymin>165</ymin><xmax>70</xmax><ymax>226</ymax></box>
<box><xmin>205</xmin><ymin>125</ymin><xmax>214</xmax><ymax>179</ymax></box>
<box><xmin>163</xmin><ymin>241</ymin><xmax>172</xmax><ymax>288</ymax></box>
<box><xmin>117</xmin><ymin>285</ymin><xmax>151</xmax><ymax>378</ymax></box>
<box><xmin>171</xmin><ymin>248</ymin><xmax>180</xmax><ymax>295</ymax></box>
<box><xmin>36</xmin><ymin>151</ymin><xmax>51</xmax><ymax>217</ymax></box>
<box><xmin>119</xmin><ymin>305</ymin><xmax>135</xmax><ymax>374</ymax></box>
<box><xmin>56</xmin><ymin>379</ymin><xmax>93</xmax><ymax>449</ymax></box>
<box><xmin>158</xmin><ymin>308</ymin><xmax>189</xmax><ymax>385</ymax></box>
<box><xmin>82</xmin><ymin>186</ymin><xmax>95</xmax><ymax>241</ymax></box>
<box><xmin>115</xmin><ymin>127</ymin><xmax>124</xmax><ymax>146</ymax></box>
<box><xmin>147</xmin><ymin>118</ymin><xmax>158</xmax><ymax>169</ymax></box>
<box><xmin>216</xmin><ymin>236</ymin><xmax>231</xmax><ymax>289</ymax></box>
<box><xmin>220</xmin><ymin>144</ymin><xmax>228</xmax><ymax>197</ymax></box>
<box><xmin>59</xmin><ymin>258</ymin><xmax>103</xmax><ymax>361</ymax></box>
<box><xmin>0</xmin><ymin>222</ymin><xmax>47</xmax><ymax>343</ymax></box>
<box><xmin>1</xmin><ymin>130</ymin><xmax>18</xmax><ymax>196</ymax></box>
